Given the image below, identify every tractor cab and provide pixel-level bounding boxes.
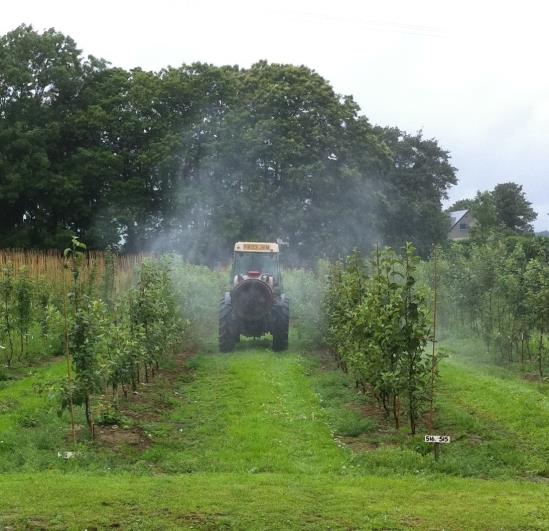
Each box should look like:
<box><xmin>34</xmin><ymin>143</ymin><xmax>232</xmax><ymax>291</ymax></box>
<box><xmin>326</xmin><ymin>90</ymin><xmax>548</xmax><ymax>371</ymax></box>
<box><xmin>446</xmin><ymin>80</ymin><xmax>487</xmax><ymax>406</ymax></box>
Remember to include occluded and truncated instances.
<box><xmin>232</xmin><ymin>242</ymin><xmax>282</xmax><ymax>293</ymax></box>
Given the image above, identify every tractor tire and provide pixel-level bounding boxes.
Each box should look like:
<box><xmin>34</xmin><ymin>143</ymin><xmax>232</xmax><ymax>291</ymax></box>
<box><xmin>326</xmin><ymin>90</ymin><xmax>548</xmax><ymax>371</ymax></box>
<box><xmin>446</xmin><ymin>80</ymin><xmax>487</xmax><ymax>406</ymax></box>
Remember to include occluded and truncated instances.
<box><xmin>219</xmin><ymin>294</ymin><xmax>238</xmax><ymax>353</ymax></box>
<box><xmin>271</xmin><ymin>295</ymin><xmax>289</xmax><ymax>352</ymax></box>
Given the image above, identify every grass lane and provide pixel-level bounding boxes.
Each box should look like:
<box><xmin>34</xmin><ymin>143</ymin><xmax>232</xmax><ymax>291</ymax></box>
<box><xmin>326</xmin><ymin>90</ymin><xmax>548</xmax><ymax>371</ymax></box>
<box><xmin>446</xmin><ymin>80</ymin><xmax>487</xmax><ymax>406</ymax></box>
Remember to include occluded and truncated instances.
<box><xmin>145</xmin><ymin>348</ymin><xmax>348</xmax><ymax>473</ymax></box>
<box><xmin>433</xmin><ymin>354</ymin><xmax>549</xmax><ymax>477</ymax></box>
<box><xmin>1</xmin><ymin>472</ymin><xmax>548</xmax><ymax>530</ymax></box>
<box><xmin>0</xmin><ymin>342</ymin><xmax>548</xmax><ymax>529</ymax></box>
<box><xmin>441</xmin><ymin>358</ymin><xmax>549</xmax><ymax>451</ymax></box>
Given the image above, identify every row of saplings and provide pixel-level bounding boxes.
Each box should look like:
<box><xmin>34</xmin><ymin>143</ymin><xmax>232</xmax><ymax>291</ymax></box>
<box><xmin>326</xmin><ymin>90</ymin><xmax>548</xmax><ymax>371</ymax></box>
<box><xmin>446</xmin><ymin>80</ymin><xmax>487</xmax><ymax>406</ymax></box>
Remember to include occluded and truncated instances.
<box><xmin>60</xmin><ymin>239</ymin><xmax>184</xmax><ymax>438</ymax></box>
<box><xmin>324</xmin><ymin>244</ymin><xmax>440</xmax><ymax>434</ymax></box>
<box><xmin>0</xmin><ymin>263</ymin><xmax>33</xmax><ymax>367</ymax></box>
<box><xmin>436</xmin><ymin>238</ymin><xmax>549</xmax><ymax>378</ymax></box>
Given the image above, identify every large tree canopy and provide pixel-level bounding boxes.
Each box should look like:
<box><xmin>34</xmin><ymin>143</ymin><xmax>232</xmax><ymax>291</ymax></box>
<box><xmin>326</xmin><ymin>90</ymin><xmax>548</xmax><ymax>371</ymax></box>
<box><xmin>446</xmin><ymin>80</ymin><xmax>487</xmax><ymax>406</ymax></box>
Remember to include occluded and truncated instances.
<box><xmin>374</xmin><ymin>127</ymin><xmax>457</xmax><ymax>256</ymax></box>
<box><xmin>0</xmin><ymin>25</ymin><xmax>458</xmax><ymax>263</ymax></box>
<box><xmin>492</xmin><ymin>182</ymin><xmax>537</xmax><ymax>233</ymax></box>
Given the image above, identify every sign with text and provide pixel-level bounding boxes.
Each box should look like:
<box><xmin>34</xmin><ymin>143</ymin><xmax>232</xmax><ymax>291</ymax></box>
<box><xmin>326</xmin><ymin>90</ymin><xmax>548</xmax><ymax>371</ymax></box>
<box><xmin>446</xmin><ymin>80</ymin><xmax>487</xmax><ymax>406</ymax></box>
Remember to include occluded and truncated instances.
<box><xmin>234</xmin><ymin>242</ymin><xmax>279</xmax><ymax>253</ymax></box>
<box><xmin>424</xmin><ymin>435</ymin><xmax>450</xmax><ymax>444</ymax></box>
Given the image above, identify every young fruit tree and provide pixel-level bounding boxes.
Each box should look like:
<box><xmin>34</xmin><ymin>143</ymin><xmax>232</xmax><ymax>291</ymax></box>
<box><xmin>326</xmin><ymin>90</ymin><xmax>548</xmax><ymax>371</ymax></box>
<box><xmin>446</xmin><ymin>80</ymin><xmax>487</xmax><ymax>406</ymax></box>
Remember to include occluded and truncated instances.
<box><xmin>324</xmin><ymin>243</ymin><xmax>433</xmax><ymax>433</ymax></box>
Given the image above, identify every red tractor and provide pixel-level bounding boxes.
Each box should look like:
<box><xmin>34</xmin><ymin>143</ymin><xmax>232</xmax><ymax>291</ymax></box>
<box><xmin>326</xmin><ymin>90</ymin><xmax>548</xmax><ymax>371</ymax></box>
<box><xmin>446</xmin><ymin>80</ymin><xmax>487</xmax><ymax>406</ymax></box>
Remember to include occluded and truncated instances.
<box><xmin>219</xmin><ymin>242</ymin><xmax>289</xmax><ymax>352</ymax></box>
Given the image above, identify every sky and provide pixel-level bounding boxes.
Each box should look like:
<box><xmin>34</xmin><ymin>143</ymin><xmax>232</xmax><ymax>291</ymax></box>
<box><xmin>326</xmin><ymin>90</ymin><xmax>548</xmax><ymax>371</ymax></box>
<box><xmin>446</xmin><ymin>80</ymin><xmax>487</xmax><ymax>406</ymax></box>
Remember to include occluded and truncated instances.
<box><xmin>2</xmin><ymin>0</ymin><xmax>548</xmax><ymax>230</ymax></box>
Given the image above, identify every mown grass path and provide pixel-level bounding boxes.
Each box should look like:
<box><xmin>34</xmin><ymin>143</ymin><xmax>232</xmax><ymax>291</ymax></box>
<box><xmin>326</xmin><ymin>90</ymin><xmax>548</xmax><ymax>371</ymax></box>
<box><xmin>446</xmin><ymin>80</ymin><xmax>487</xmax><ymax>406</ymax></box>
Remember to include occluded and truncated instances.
<box><xmin>1</xmin><ymin>345</ymin><xmax>549</xmax><ymax>530</ymax></box>
<box><xmin>149</xmin><ymin>350</ymin><xmax>348</xmax><ymax>474</ymax></box>
<box><xmin>441</xmin><ymin>358</ymin><xmax>549</xmax><ymax>457</ymax></box>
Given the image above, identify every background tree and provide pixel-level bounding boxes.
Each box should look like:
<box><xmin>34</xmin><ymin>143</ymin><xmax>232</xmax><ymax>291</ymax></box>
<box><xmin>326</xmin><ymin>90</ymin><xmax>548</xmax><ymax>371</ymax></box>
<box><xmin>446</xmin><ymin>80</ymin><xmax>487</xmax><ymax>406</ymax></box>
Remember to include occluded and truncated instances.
<box><xmin>448</xmin><ymin>198</ymin><xmax>475</xmax><ymax>211</ymax></box>
<box><xmin>492</xmin><ymin>182</ymin><xmax>537</xmax><ymax>234</ymax></box>
<box><xmin>453</xmin><ymin>183</ymin><xmax>537</xmax><ymax>240</ymax></box>
<box><xmin>469</xmin><ymin>191</ymin><xmax>499</xmax><ymax>240</ymax></box>
<box><xmin>0</xmin><ymin>25</ymin><xmax>461</xmax><ymax>263</ymax></box>
<box><xmin>0</xmin><ymin>24</ymin><xmax>108</xmax><ymax>247</ymax></box>
<box><xmin>375</xmin><ymin>127</ymin><xmax>457</xmax><ymax>256</ymax></box>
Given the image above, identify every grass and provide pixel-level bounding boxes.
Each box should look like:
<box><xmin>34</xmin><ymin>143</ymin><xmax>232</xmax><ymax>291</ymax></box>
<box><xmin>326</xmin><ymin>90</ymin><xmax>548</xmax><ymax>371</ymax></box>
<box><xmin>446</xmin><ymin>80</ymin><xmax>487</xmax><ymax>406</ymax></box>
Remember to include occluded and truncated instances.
<box><xmin>142</xmin><ymin>347</ymin><xmax>347</xmax><ymax>474</ymax></box>
<box><xmin>436</xmin><ymin>358</ymin><xmax>549</xmax><ymax>476</ymax></box>
<box><xmin>0</xmin><ymin>337</ymin><xmax>548</xmax><ymax>529</ymax></box>
<box><xmin>440</xmin><ymin>336</ymin><xmax>549</xmax><ymax>387</ymax></box>
<box><xmin>1</xmin><ymin>472</ymin><xmax>548</xmax><ymax>530</ymax></box>
<box><xmin>310</xmin><ymin>347</ymin><xmax>549</xmax><ymax>479</ymax></box>
<box><xmin>0</xmin><ymin>358</ymin><xmax>65</xmax><ymax>410</ymax></box>
<box><xmin>0</xmin><ymin>358</ymin><xmax>73</xmax><ymax>471</ymax></box>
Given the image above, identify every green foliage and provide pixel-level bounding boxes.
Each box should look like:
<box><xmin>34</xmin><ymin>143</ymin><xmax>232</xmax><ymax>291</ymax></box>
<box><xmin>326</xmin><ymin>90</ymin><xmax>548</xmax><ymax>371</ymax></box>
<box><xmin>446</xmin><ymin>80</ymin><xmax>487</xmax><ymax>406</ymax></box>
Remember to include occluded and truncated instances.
<box><xmin>69</xmin><ymin>297</ymin><xmax>106</xmax><ymax>431</ymax></box>
<box><xmin>524</xmin><ymin>256</ymin><xmax>549</xmax><ymax>377</ymax></box>
<box><xmin>0</xmin><ymin>265</ymin><xmax>45</xmax><ymax>366</ymax></box>
<box><xmin>324</xmin><ymin>244</ymin><xmax>433</xmax><ymax>433</ymax></box>
<box><xmin>16</xmin><ymin>412</ymin><xmax>39</xmax><ymax>428</ymax></box>
<box><xmin>60</xmin><ymin>255</ymin><xmax>185</xmax><ymax>435</ymax></box>
<box><xmin>469</xmin><ymin>190</ymin><xmax>499</xmax><ymax>240</ymax></box>
<box><xmin>0</xmin><ymin>247</ymin><xmax>228</xmax><ymax>440</ymax></box>
<box><xmin>14</xmin><ymin>267</ymin><xmax>32</xmax><ymax>361</ymax></box>
<box><xmin>438</xmin><ymin>235</ymin><xmax>549</xmax><ymax>378</ymax></box>
<box><xmin>0</xmin><ymin>266</ymin><xmax>66</xmax><ymax>367</ymax></box>
<box><xmin>0</xmin><ymin>320</ymin><xmax>548</xmax><ymax>530</ymax></box>
<box><xmin>103</xmin><ymin>302</ymin><xmax>144</xmax><ymax>398</ymax></box>
<box><xmin>95</xmin><ymin>398</ymin><xmax>125</xmax><ymax>427</ymax></box>
<box><xmin>375</xmin><ymin>127</ymin><xmax>458</xmax><ymax>255</ymax></box>
<box><xmin>34</xmin><ymin>288</ymin><xmax>64</xmax><ymax>359</ymax></box>
<box><xmin>130</xmin><ymin>258</ymin><xmax>184</xmax><ymax>376</ymax></box>
<box><xmin>168</xmin><ymin>260</ymin><xmax>225</xmax><ymax>350</ymax></box>
<box><xmin>492</xmin><ymin>182</ymin><xmax>537</xmax><ymax>233</ymax></box>
<box><xmin>456</xmin><ymin>182</ymin><xmax>538</xmax><ymax>239</ymax></box>
<box><xmin>0</xmin><ymin>263</ymin><xmax>16</xmax><ymax>366</ymax></box>
<box><xmin>449</xmin><ymin>198</ymin><xmax>475</xmax><ymax>211</ymax></box>
<box><xmin>0</xmin><ymin>25</ymin><xmax>456</xmax><ymax>262</ymax></box>
<box><xmin>283</xmin><ymin>261</ymin><xmax>328</xmax><ymax>349</ymax></box>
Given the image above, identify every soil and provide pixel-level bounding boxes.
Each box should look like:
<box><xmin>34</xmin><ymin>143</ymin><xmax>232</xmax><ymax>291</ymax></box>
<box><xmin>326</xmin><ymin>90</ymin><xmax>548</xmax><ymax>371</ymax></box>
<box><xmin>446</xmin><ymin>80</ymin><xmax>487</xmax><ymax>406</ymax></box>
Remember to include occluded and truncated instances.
<box><xmin>94</xmin><ymin>425</ymin><xmax>151</xmax><ymax>451</ymax></box>
<box><xmin>80</xmin><ymin>350</ymin><xmax>195</xmax><ymax>450</ymax></box>
<box><xmin>522</xmin><ymin>372</ymin><xmax>546</xmax><ymax>383</ymax></box>
<box><xmin>336</xmin><ymin>436</ymin><xmax>380</xmax><ymax>452</ymax></box>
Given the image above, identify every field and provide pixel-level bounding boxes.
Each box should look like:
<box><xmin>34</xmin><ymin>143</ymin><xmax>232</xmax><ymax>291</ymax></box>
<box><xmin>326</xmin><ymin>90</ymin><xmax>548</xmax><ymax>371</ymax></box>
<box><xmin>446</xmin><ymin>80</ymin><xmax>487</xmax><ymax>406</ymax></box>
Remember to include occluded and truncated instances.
<box><xmin>2</xmin><ymin>22</ymin><xmax>549</xmax><ymax>531</ymax></box>
<box><xmin>0</xmin><ymin>252</ymin><xmax>547</xmax><ymax>530</ymax></box>
<box><xmin>1</xmin><ymin>338</ymin><xmax>548</xmax><ymax>529</ymax></box>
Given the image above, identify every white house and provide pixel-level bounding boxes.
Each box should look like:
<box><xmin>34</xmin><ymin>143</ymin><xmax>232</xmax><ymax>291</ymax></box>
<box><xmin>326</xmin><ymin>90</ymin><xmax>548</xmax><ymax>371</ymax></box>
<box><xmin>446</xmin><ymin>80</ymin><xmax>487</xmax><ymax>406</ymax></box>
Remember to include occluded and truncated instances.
<box><xmin>448</xmin><ymin>210</ymin><xmax>475</xmax><ymax>240</ymax></box>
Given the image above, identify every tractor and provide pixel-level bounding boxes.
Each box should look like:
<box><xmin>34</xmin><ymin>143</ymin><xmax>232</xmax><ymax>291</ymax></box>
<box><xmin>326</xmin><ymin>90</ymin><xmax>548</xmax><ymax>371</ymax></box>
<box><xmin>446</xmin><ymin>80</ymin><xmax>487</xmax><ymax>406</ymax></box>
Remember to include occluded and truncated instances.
<box><xmin>219</xmin><ymin>242</ymin><xmax>289</xmax><ymax>352</ymax></box>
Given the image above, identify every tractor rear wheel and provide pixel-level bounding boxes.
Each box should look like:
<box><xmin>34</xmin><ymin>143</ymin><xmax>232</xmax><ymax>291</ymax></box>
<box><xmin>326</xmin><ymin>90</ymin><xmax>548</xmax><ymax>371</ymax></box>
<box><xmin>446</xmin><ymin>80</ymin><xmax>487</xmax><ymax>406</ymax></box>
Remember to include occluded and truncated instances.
<box><xmin>219</xmin><ymin>295</ymin><xmax>238</xmax><ymax>353</ymax></box>
<box><xmin>271</xmin><ymin>295</ymin><xmax>289</xmax><ymax>352</ymax></box>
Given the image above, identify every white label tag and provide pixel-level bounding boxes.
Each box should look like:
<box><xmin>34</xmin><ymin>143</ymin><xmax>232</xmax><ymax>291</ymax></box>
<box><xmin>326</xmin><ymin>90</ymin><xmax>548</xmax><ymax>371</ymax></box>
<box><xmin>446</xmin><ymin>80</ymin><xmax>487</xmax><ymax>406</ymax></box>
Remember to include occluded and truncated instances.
<box><xmin>424</xmin><ymin>435</ymin><xmax>450</xmax><ymax>443</ymax></box>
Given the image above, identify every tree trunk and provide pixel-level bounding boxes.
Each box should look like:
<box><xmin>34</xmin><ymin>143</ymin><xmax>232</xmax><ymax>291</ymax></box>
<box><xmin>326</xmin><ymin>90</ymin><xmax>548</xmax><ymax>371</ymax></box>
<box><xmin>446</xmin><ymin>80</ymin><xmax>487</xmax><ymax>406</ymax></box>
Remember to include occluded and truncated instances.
<box><xmin>392</xmin><ymin>395</ymin><xmax>400</xmax><ymax>430</ymax></box>
<box><xmin>538</xmin><ymin>333</ymin><xmax>544</xmax><ymax>381</ymax></box>
<box><xmin>84</xmin><ymin>393</ymin><xmax>94</xmax><ymax>438</ymax></box>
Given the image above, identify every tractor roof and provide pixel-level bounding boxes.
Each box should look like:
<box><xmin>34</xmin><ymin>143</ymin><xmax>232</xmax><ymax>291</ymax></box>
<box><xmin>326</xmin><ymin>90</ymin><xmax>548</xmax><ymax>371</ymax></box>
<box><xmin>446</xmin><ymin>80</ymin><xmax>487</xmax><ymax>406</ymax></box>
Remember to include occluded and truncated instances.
<box><xmin>234</xmin><ymin>242</ymin><xmax>279</xmax><ymax>253</ymax></box>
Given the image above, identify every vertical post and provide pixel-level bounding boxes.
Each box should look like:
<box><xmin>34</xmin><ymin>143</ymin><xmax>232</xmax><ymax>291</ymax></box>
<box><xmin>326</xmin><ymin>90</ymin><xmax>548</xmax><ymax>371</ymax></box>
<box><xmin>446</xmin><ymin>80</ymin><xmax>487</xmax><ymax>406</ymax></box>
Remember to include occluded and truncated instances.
<box><xmin>428</xmin><ymin>245</ymin><xmax>438</xmax><ymax>431</ymax></box>
<box><xmin>63</xmin><ymin>267</ymin><xmax>76</xmax><ymax>445</ymax></box>
<box><xmin>434</xmin><ymin>442</ymin><xmax>440</xmax><ymax>461</ymax></box>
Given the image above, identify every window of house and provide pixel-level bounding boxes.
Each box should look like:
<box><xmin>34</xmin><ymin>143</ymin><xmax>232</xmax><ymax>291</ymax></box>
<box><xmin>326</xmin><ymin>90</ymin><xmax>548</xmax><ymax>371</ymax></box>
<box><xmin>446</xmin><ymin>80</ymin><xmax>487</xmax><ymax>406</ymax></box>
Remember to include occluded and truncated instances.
<box><xmin>459</xmin><ymin>223</ymin><xmax>467</xmax><ymax>231</ymax></box>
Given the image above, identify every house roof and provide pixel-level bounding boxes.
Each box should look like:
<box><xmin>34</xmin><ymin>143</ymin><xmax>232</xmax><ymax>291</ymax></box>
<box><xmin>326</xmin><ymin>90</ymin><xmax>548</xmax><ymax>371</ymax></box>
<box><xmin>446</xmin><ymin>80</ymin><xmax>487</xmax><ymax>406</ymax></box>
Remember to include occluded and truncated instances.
<box><xmin>448</xmin><ymin>210</ymin><xmax>468</xmax><ymax>229</ymax></box>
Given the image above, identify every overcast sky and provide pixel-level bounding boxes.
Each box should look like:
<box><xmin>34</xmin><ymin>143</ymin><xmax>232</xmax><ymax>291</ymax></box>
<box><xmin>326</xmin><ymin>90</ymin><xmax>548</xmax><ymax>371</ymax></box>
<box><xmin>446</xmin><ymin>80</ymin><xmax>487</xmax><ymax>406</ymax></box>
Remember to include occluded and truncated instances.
<box><xmin>2</xmin><ymin>0</ymin><xmax>548</xmax><ymax>230</ymax></box>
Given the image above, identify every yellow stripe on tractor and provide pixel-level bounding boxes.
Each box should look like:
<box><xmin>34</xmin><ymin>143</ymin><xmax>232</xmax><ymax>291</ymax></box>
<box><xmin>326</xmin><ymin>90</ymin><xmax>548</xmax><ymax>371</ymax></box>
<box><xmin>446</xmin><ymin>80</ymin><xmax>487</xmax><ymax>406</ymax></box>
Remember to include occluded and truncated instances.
<box><xmin>234</xmin><ymin>242</ymin><xmax>279</xmax><ymax>253</ymax></box>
